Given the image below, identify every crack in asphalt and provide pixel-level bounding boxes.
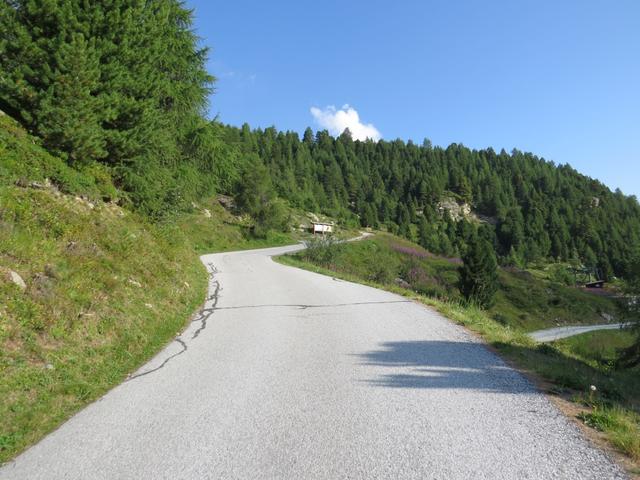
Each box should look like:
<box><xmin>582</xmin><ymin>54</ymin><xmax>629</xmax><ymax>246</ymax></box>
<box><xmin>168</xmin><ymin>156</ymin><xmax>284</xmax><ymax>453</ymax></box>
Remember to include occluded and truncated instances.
<box><xmin>126</xmin><ymin>338</ymin><xmax>187</xmax><ymax>381</ymax></box>
<box><xmin>211</xmin><ymin>300</ymin><xmax>412</xmax><ymax>311</ymax></box>
<box><xmin>125</xmin><ymin>268</ymin><xmax>408</xmax><ymax>382</ymax></box>
<box><xmin>192</xmin><ymin>266</ymin><xmax>221</xmax><ymax>340</ymax></box>
<box><xmin>126</xmin><ymin>263</ymin><xmax>219</xmax><ymax>382</ymax></box>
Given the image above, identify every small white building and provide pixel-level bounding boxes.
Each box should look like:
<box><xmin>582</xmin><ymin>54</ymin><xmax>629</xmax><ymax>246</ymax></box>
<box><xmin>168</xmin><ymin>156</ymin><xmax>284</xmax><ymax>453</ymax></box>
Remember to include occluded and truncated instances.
<box><xmin>311</xmin><ymin>222</ymin><xmax>334</xmax><ymax>235</ymax></box>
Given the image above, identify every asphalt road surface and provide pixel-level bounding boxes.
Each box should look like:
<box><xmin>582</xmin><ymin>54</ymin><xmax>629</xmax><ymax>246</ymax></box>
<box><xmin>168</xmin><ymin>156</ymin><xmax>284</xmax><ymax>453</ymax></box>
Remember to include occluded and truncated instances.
<box><xmin>1</xmin><ymin>244</ymin><xmax>627</xmax><ymax>479</ymax></box>
<box><xmin>530</xmin><ymin>323</ymin><xmax>630</xmax><ymax>342</ymax></box>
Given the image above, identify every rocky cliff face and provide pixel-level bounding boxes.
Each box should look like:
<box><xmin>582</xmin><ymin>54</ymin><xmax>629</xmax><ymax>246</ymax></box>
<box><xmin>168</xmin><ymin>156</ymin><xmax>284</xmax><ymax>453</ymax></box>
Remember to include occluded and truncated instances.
<box><xmin>436</xmin><ymin>196</ymin><xmax>498</xmax><ymax>225</ymax></box>
<box><xmin>437</xmin><ymin>197</ymin><xmax>473</xmax><ymax>222</ymax></box>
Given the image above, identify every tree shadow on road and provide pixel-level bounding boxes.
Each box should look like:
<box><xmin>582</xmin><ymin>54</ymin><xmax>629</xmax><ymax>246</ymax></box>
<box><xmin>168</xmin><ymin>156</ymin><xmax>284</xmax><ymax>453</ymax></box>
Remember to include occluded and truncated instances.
<box><xmin>354</xmin><ymin>340</ymin><xmax>533</xmax><ymax>394</ymax></box>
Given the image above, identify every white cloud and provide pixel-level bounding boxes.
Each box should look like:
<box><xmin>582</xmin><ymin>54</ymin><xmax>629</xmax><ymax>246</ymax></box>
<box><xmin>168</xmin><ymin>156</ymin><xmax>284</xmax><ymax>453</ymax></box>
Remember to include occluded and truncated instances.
<box><xmin>310</xmin><ymin>104</ymin><xmax>381</xmax><ymax>141</ymax></box>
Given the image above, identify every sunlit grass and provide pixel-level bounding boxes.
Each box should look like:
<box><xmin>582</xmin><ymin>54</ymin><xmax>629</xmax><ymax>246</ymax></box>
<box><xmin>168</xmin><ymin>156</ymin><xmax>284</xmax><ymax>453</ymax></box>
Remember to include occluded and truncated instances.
<box><xmin>0</xmin><ymin>188</ymin><xmax>298</xmax><ymax>463</ymax></box>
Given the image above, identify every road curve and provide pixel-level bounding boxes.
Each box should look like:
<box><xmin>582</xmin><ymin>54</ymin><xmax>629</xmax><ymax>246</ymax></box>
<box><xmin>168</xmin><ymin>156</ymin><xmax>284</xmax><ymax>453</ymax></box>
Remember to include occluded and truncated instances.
<box><xmin>530</xmin><ymin>323</ymin><xmax>630</xmax><ymax>343</ymax></box>
<box><xmin>1</xmin><ymin>244</ymin><xmax>626</xmax><ymax>479</ymax></box>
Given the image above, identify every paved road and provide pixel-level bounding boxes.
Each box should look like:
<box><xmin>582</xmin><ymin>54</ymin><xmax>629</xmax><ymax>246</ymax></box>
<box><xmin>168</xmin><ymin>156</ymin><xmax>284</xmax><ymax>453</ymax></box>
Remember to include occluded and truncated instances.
<box><xmin>530</xmin><ymin>323</ymin><xmax>630</xmax><ymax>343</ymax></box>
<box><xmin>1</xmin><ymin>244</ymin><xmax>627</xmax><ymax>479</ymax></box>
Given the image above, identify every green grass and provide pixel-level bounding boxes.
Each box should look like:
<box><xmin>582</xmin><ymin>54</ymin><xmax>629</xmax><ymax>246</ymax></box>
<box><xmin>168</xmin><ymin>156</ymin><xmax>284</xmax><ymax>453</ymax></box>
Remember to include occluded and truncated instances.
<box><xmin>0</xmin><ymin>116</ymin><xmax>303</xmax><ymax>463</ymax></box>
<box><xmin>492</xmin><ymin>268</ymin><xmax>618</xmax><ymax>331</ymax></box>
<box><xmin>174</xmin><ymin>201</ymin><xmax>296</xmax><ymax>255</ymax></box>
<box><xmin>286</xmin><ymin>232</ymin><xmax>621</xmax><ymax>332</ymax></box>
<box><xmin>555</xmin><ymin>330</ymin><xmax>637</xmax><ymax>367</ymax></box>
<box><xmin>579</xmin><ymin>406</ymin><xmax>640</xmax><ymax>463</ymax></box>
<box><xmin>0</xmin><ymin>189</ymin><xmax>301</xmax><ymax>463</ymax></box>
<box><xmin>276</xmin><ymin>233</ymin><xmax>640</xmax><ymax>464</ymax></box>
<box><xmin>0</xmin><ymin>113</ymin><xmax>116</xmax><ymax>201</ymax></box>
<box><xmin>0</xmin><ymin>186</ymin><xmax>207</xmax><ymax>462</ymax></box>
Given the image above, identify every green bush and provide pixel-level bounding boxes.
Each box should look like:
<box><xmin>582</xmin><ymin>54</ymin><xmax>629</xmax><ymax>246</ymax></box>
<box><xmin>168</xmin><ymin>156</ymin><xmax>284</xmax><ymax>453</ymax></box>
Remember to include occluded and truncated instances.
<box><xmin>302</xmin><ymin>236</ymin><xmax>340</xmax><ymax>265</ymax></box>
<box><xmin>370</xmin><ymin>263</ymin><xmax>395</xmax><ymax>284</ymax></box>
<box><xmin>548</xmin><ymin>264</ymin><xmax>574</xmax><ymax>286</ymax></box>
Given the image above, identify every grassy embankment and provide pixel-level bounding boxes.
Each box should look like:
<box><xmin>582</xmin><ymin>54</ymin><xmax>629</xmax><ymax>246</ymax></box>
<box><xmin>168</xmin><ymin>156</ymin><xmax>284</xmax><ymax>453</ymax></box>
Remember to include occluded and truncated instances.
<box><xmin>0</xmin><ymin>113</ymin><xmax>295</xmax><ymax>462</ymax></box>
<box><xmin>175</xmin><ymin>202</ymin><xmax>294</xmax><ymax>255</ymax></box>
<box><xmin>277</xmin><ymin>233</ymin><xmax>640</xmax><ymax>466</ymax></box>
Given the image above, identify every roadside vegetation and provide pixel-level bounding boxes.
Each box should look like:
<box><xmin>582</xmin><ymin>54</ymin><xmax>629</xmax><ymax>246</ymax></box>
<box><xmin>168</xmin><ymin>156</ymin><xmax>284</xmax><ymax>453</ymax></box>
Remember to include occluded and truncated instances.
<box><xmin>277</xmin><ymin>233</ymin><xmax>640</xmax><ymax>465</ymax></box>
<box><xmin>296</xmin><ymin>233</ymin><xmax>622</xmax><ymax>331</ymax></box>
<box><xmin>0</xmin><ymin>184</ymin><xmax>208</xmax><ymax>462</ymax></box>
<box><xmin>0</xmin><ymin>114</ymin><xmax>298</xmax><ymax>462</ymax></box>
<box><xmin>174</xmin><ymin>201</ymin><xmax>294</xmax><ymax>255</ymax></box>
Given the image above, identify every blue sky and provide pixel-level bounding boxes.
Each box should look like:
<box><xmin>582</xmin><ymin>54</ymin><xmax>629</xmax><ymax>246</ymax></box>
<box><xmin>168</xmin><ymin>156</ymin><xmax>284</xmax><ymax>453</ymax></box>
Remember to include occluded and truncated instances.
<box><xmin>187</xmin><ymin>0</ymin><xmax>639</xmax><ymax>197</ymax></box>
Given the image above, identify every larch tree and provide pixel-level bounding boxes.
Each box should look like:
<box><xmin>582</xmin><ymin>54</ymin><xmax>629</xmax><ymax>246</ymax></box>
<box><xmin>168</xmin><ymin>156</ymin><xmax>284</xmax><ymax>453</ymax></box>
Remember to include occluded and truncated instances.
<box><xmin>458</xmin><ymin>235</ymin><xmax>499</xmax><ymax>308</ymax></box>
<box><xmin>0</xmin><ymin>0</ymin><xmax>213</xmax><ymax>215</ymax></box>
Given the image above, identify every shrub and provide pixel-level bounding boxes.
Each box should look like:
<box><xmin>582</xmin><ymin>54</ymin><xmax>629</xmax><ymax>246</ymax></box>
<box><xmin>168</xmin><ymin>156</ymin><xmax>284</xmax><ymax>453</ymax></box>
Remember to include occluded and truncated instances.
<box><xmin>548</xmin><ymin>264</ymin><xmax>574</xmax><ymax>286</ymax></box>
<box><xmin>302</xmin><ymin>236</ymin><xmax>339</xmax><ymax>265</ymax></box>
<box><xmin>370</xmin><ymin>263</ymin><xmax>394</xmax><ymax>284</ymax></box>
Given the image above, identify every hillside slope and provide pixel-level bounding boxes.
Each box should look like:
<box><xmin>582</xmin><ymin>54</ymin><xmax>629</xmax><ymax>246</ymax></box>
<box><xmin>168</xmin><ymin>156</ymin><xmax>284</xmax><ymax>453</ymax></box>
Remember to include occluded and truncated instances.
<box><xmin>0</xmin><ymin>115</ymin><xmax>210</xmax><ymax>461</ymax></box>
<box><xmin>223</xmin><ymin>124</ymin><xmax>640</xmax><ymax>279</ymax></box>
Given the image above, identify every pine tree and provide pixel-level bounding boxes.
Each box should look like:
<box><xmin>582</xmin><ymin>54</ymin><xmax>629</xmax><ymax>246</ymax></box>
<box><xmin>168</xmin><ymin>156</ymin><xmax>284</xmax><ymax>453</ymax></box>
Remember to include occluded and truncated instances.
<box><xmin>236</xmin><ymin>158</ymin><xmax>274</xmax><ymax>216</ymax></box>
<box><xmin>221</xmin><ymin>121</ymin><xmax>640</xmax><ymax>278</ymax></box>
<box><xmin>4</xmin><ymin>0</ymin><xmax>640</xmax><ymax>270</ymax></box>
<box><xmin>458</xmin><ymin>236</ymin><xmax>499</xmax><ymax>308</ymax></box>
<box><xmin>0</xmin><ymin>1</ymin><xmax>106</xmax><ymax>161</ymax></box>
<box><xmin>418</xmin><ymin>216</ymin><xmax>430</xmax><ymax>249</ymax></box>
<box><xmin>37</xmin><ymin>33</ymin><xmax>105</xmax><ymax>165</ymax></box>
<box><xmin>0</xmin><ymin>0</ymin><xmax>212</xmax><ymax>215</ymax></box>
<box><xmin>497</xmin><ymin>207</ymin><xmax>525</xmax><ymax>254</ymax></box>
<box><xmin>457</xmin><ymin>176</ymin><xmax>473</xmax><ymax>204</ymax></box>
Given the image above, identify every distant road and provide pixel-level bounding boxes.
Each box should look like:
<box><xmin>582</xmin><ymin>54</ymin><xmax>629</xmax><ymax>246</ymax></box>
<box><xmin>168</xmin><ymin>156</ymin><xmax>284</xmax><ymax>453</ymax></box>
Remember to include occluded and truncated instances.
<box><xmin>530</xmin><ymin>323</ymin><xmax>630</xmax><ymax>343</ymax></box>
<box><xmin>0</xmin><ymin>244</ymin><xmax>626</xmax><ymax>479</ymax></box>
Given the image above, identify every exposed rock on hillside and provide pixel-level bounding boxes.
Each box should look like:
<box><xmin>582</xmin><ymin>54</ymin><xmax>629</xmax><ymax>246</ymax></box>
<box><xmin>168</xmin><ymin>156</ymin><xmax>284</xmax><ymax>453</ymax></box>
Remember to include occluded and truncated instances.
<box><xmin>436</xmin><ymin>196</ymin><xmax>497</xmax><ymax>225</ymax></box>
<box><xmin>3</xmin><ymin>269</ymin><xmax>27</xmax><ymax>290</ymax></box>
<box><xmin>437</xmin><ymin>197</ymin><xmax>473</xmax><ymax>222</ymax></box>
